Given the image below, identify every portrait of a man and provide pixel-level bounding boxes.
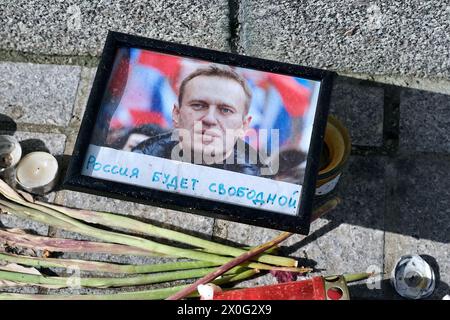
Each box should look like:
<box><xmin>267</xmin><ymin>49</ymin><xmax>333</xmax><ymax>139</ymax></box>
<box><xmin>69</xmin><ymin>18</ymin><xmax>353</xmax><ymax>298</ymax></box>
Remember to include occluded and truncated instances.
<box><xmin>80</xmin><ymin>42</ymin><xmax>325</xmax><ymax>224</ymax></box>
<box><xmin>132</xmin><ymin>65</ymin><xmax>271</xmax><ymax>177</ymax></box>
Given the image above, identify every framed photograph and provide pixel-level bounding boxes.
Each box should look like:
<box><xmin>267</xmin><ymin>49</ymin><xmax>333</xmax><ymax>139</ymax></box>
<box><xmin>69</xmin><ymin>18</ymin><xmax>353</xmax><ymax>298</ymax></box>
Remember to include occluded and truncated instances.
<box><xmin>64</xmin><ymin>31</ymin><xmax>335</xmax><ymax>234</ymax></box>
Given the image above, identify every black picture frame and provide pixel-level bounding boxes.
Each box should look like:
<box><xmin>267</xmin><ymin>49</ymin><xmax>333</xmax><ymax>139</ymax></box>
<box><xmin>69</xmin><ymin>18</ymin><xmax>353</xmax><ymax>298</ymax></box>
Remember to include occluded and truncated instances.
<box><xmin>63</xmin><ymin>31</ymin><xmax>335</xmax><ymax>234</ymax></box>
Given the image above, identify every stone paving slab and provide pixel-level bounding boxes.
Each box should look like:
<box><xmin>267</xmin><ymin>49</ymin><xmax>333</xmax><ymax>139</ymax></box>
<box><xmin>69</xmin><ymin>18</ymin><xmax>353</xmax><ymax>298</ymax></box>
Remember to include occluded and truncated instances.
<box><xmin>0</xmin><ymin>54</ymin><xmax>448</xmax><ymax>300</ymax></box>
<box><xmin>240</xmin><ymin>0</ymin><xmax>450</xmax><ymax>78</ymax></box>
<box><xmin>3</xmin><ymin>131</ymin><xmax>68</xmax><ymax>156</ymax></box>
<box><xmin>213</xmin><ymin>155</ymin><xmax>386</xmax><ymax>298</ymax></box>
<box><xmin>56</xmin><ymin>249</ymin><xmax>176</xmax><ymax>267</ymax></box>
<box><xmin>0</xmin><ymin>214</ymin><xmax>49</xmax><ymax>237</ymax></box>
<box><xmin>0</xmin><ymin>62</ymin><xmax>81</xmax><ymax>126</ymax></box>
<box><xmin>69</xmin><ymin>67</ymin><xmax>97</xmax><ymax>130</ymax></box>
<box><xmin>50</xmin><ymin>225</ymin><xmax>179</xmax><ymax>267</ymax></box>
<box><xmin>0</xmin><ymin>286</ymin><xmax>40</xmax><ymax>295</ymax></box>
<box><xmin>384</xmin><ymin>155</ymin><xmax>450</xmax><ymax>299</ymax></box>
<box><xmin>0</xmin><ymin>0</ymin><xmax>230</xmax><ymax>56</ymax></box>
<box><xmin>329</xmin><ymin>76</ymin><xmax>384</xmax><ymax>146</ymax></box>
<box><xmin>43</xmin><ymin>278</ymin><xmax>195</xmax><ymax>297</ymax></box>
<box><xmin>399</xmin><ymin>89</ymin><xmax>450</xmax><ymax>153</ymax></box>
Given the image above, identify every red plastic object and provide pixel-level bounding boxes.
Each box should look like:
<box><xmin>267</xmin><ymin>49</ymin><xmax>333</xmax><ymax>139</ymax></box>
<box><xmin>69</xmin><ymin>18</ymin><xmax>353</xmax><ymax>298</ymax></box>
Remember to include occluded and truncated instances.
<box><xmin>213</xmin><ymin>276</ymin><xmax>327</xmax><ymax>300</ymax></box>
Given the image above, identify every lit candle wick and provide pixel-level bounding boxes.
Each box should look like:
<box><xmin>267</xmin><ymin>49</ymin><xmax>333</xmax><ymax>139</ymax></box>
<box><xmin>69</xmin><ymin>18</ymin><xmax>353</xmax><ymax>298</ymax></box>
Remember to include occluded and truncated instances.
<box><xmin>15</xmin><ymin>151</ymin><xmax>59</xmax><ymax>194</ymax></box>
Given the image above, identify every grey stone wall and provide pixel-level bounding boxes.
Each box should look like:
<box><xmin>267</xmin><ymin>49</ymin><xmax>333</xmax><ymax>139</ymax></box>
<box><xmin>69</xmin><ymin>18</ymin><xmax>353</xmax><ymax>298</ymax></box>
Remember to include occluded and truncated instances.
<box><xmin>238</xmin><ymin>0</ymin><xmax>450</xmax><ymax>78</ymax></box>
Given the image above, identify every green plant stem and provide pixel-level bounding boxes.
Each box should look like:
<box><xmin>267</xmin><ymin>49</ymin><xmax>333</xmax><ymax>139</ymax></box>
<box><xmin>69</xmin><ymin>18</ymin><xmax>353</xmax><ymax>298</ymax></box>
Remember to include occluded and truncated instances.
<box><xmin>0</xmin><ymin>200</ymin><xmax>305</xmax><ymax>272</ymax></box>
<box><xmin>0</xmin><ymin>264</ymin><xmax>247</xmax><ymax>288</ymax></box>
<box><xmin>0</xmin><ymin>252</ymin><xmax>220</xmax><ymax>274</ymax></box>
<box><xmin>342</xmin><ymin>272</ymin><xmax>375</xmax><ymax>283</ymax></box>
<box><xmin>0</xmin><ymin>269</ymin><xmax>258</xmax><ymax>300</ymax></box>
<box><xmin>0</xmin><ymin>227</ymin><xmax>276</xmax><ymax>257</ymax></box>
<box><xmin>0</xmin><ymin>180</ymin><xmax>295</xmax><ymax>266</ymax></box>
<box><xmin>166</xmin><ymin>231</ymin><xmax>295</xmax><ymax>300</ymax></box>
<box><xmin>37</xmin><ymin>200</ymin><xmax>295</xmax><ymax>267</ymax></box>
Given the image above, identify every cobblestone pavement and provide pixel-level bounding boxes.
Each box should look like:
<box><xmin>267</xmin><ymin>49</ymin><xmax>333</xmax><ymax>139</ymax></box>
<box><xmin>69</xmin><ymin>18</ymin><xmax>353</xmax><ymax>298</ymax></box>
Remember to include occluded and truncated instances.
<box><xmin>0</xmin><ymin>1</ymin><xmax>449</xmax><ymax>300</ymax></box>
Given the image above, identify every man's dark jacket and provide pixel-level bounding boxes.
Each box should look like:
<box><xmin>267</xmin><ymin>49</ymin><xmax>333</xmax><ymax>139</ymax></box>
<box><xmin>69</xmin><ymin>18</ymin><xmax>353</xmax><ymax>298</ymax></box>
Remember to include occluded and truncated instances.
<box><xmin>132</xmin><ymin>131</ymin><xmax>267</xmax><ymax>176</ymax></box>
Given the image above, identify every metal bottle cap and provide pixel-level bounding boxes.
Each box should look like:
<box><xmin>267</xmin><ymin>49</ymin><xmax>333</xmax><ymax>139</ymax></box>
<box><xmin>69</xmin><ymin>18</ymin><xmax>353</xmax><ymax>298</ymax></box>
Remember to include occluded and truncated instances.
<box><xmin>391</xmin><ymin>254</ymin><xmax>436</xmax><ymax>299</ymax></box>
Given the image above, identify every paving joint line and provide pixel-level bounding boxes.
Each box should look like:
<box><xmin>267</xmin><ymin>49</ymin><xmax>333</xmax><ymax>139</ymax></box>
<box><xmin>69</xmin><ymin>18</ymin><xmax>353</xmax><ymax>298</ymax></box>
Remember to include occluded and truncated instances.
<box><xmin>228</xmin><ymin>0</ymin><xmax>241</xmax><ymax>54</ymax></box>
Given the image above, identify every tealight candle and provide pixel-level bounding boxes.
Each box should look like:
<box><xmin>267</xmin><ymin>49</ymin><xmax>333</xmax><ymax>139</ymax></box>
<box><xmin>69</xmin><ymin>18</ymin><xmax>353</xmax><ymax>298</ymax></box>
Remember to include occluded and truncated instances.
<box><xmin>15</xmin><ymin>152</ymin><xmax>59</xmax><ymax>194</ymax></box>
<box><xmin>0</xmin><ymin>135</ymin><xmax>22</xmax><ymax>173</ymax></box>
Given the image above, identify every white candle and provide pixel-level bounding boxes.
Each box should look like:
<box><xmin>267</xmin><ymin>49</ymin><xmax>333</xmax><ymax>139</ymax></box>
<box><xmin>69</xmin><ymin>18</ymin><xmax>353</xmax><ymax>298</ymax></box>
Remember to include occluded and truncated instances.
<box><xmin>0</xmin><ymin>135</ymin><xmax>22</xmax><ymax>172</ymax></box>
<box><xmin>15</xmin><ymin>152</ymin><xmax>59</xmax><ymax>193</ymax></box>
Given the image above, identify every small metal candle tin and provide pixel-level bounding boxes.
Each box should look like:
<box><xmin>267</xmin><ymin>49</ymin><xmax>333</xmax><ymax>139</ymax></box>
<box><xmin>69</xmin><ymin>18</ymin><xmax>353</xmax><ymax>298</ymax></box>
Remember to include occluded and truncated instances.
<box><xmin>14</xmin><ymin>152</ymin><xmax>60</xmax><ymax>195</ymax></box>
<box><xmin>0</xmin><ymin>135</ymin><xmax>22</xmax><ymax>173</ymax></box>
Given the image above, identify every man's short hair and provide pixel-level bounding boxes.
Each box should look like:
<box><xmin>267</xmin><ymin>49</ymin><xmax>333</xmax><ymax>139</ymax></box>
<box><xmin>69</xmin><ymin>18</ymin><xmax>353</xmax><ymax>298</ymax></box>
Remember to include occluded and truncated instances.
<box><xmin>178</xmin><ymin>65</ymin><xmax>252</xmax><ymax>114</ymax></box>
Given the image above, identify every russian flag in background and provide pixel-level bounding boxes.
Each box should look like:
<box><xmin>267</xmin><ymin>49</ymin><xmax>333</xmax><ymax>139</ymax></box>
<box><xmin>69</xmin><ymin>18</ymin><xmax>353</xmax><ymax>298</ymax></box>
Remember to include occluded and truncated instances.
<box><xmin>110</xmin><ymin>49</ymin><xmax>178</xmax><ymax>130</ymax></box>
<box><xmin>108</xmin><ymin>49</ymin><xmax>315</xmax><ymax>153</ymax></box>
<box><xmin>244</xmin><ymin>71</ymin><xmax>313</xmax><ymax>153</ymax></box>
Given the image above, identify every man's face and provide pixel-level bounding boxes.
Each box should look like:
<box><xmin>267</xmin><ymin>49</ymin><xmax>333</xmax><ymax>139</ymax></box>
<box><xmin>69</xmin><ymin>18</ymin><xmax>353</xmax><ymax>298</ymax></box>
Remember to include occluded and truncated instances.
<box><xmin>172</xmin><ymin>75</ymin><xmax>251</xmax><ymax>161</ymax></box>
